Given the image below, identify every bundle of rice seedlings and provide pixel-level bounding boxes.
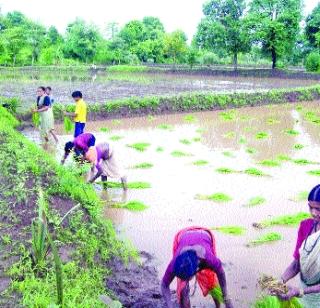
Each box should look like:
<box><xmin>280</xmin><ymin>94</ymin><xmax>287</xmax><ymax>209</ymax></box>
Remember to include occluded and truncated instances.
<box><xmin>32</xmin><ymin>112</ymin><xmax>40</xmax><ymax>127</ymax></box>
<box><xmin>63</xmin><ymin>117</ymin><xmax>73</xmax><ymax>133</ymax></box>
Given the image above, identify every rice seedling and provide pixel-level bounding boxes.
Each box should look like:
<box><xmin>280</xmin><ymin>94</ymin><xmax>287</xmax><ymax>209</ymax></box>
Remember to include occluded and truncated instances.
<box><xmin>284</xmin><ymin>129</ymin><xmax>300</xmax><ymax>136</ymax></box>
<box><xmin>290</xmin><ymin>191</ymin><xmax>308</xmax><ymax>202</ymax></box>
<box><xmin>244</xmin><ymin>127</ymin><xmax>254</xmax><ymax>132</ymax></box>
<box><xmin>212</xmin><ymin>226</ymin><xmax>246</xmax><ymax>235</ymax></box>
<box><xmin>307</xmin><ymin>169</ymin><xmax>320</xmax><ymax>176</ymax></box>
<box><xmin>254</xmin><ymin>212</ymin><xmax>310</xmax><ymax>229</ymax></box>
<box><xmin>109</xmin><ymin>135</ymin><xmax>123</xmax><ymax>141</ymax></box>
<box><xmin>219</xmin><ymin>110</ymin><xmax>237</xmax><ymax>121</ymax></box>
<box><xmin>223</xmin><ymin>131</ymin><xmax>236</xmax><ymax>139</ymax></box>
<box><xmin>132</xmin><ymin>162</ymin><xmax>154</xmax><ymax>169</ymax></box>
<box><xmin>259</xmin><ymin>160</ymin><xmax>281</xmax><ymax>167</ymax></box>
<box><xmin>100</xmin><ymin>127</ymin><xmax>111</xmax><ymax>133</ymax></box>
<box><xmin>196</xmin><ymin>128</ymin><xmax>206</xmax><ymax>134</ymax></box>
<box><xmin>180</xmin><ymin>139</ymin><xmax>192</xmax><ymax>145</ymax></box>
<box><xmin>195</xmin><ymin>193</ymin><xmax>232</xmax><ymax>203</ymax></box>
<box><xmin>239</xmin><ymin>136</ymin><xmax>247</xmax><ymax>144</ymax></box>
<box><xmin>266</xmin><ymin>118</ymin><xmax>280</xmax><ymax>125</ymax></box>
<box><xmin>245</xmin><ymin>196</ymin><xmax>266</xmax><ymax>207</ymax></box>
<box><xmin>193</xmin><ymin>160</ymin><xmax>209</xmax><ymax>166</ymax></box>
<box><xmin>156</xmin><ymin>147</ymin><xmax>164</xmax><ymax>152</ymax></box>
<box><xmin>293</xmin><ymin>158</ymin><xmax>318</xmax><ymax>165</ymax></box>
<box><xmin>254</xmin><ymin>295</ymin><xmax>302</xmax><ymax>308</ymax></box>
<box><xmin>256</xmin><ymin>131</ymin><xmax>269</xmax><ymax>139</ymax></box>
<box><xmin>293</xmin><ymin>144</ymin><xmax>304</xmax><ymax>150</ymax></box>
<box><xmin>295</xmin><ymin>104</ymin><xmax>304</xmax><ymax>111</ymax></box>
<box><xmin>63</xmin><ymin>117</ymin><xmax>74</xmax><ymax>133</ymax></box>
<box><xmin>244</xmin><ymin>168</ymin><xmax>268</xmax><ymax>177</ymax></box>
<box><xmin>240</xmin><ymin>115</ymin><xmax>254</xmax><ymax>121</ymax></box>
<box><xmin>246</xmin><ymin>147</ymin><xmax>257</xmax><ymax>154</ymax></box>
<box><xmin>127</xmin><ymin>142</ymin><xmax>150</xmax><ymax>152</ymax></box>
<box><xmin>171</xmin><ymin>151</ymin><xmax>192</xmax><ymax>157</ymax></box>
<box><xmin>215</xmin><ymin>167</ymin><xmax>237</xmax><ymax>174</ymax></box>
<box><xmin>113</xmin><ymin>200</ymin><xmax>148</xmax><ymax>212</ymax></box>
<box><xmin>112</xmin><ymin>119</ymin><xmax>122</xmax><ymax>125</ymax></box>
<box><xmin>222</xmin><ymin>151</ymin><xmax>235</xmax><ymax>158</ymax></box>
<box><xmin>32</xmin><ymin>112</ymin><xmax>40</xmax><ymax>127</ymax></box>
<box><xmin>106</xmin><ymin>181</ymin><xmax>151</xmax><ymax>189</ymax></box>
<box><xmin>157</xmin><ymin>124</ymin><xmax>173</xmax><ymax>130</ymax></box>
<box><xmin>248</xmin><ymin>232</ymin><xmax>282</xmax><ymax>246</ymax></box>
<box><xmin>147</xmin><ymin>115</ymin><xmax>155</xmax><ymax>122</ymax></box>
<box><xmin>192</xmin><ymin>137</ymin><xmax>201</xmax><ymax>142</ymax></box>
<box><xmin>184</xmin><ymin>114</ymin><xmax>197</xmax><ymax>122</ymax></box>
<box><xmin>276</xmin><ymin>154</ymin><xmax>291</xmax><ymax>161</ymax></box>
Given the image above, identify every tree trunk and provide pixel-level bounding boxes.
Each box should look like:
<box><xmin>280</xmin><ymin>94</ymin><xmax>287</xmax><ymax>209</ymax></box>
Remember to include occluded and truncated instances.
<box><xmin>233</xmin><ymin>52</ymin><xmax>238</xmax><ymax>71</ymax></box>
<box><xmin>271</xmin><ymin>47</ymin><xmax>277</xmax><ymax>69</ymax></box>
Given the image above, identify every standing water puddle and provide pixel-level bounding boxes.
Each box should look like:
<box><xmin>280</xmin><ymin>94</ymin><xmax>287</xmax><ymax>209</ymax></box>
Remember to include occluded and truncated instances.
<box><xmin>24</xmin><ymin>102</ymin><xmax>320</xmax><ymax>307</ymax></box>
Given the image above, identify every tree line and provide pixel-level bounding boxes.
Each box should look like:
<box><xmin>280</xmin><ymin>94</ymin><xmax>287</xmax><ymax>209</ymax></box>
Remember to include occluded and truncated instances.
<box><xmin>1</xmin><ymin>0</ymin><xmax>320</xmax><ymax>71</ymax></box>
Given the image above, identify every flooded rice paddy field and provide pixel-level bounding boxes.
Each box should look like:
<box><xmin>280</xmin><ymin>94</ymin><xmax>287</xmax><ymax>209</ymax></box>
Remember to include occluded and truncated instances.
<box><xmin>1</xmin><ymin>71</ymin><xmax>318</xmax><ymax>110</ymax></box>
<box><xmin>25</xmin><ymin>101</ymin><xmax>320</xmax><ymax>307</ymax></box>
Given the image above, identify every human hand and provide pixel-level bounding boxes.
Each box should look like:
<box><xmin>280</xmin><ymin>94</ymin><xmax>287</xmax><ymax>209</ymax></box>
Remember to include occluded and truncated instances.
<box><xmin>277</xmin><ymin>285</ymin><xmax>300</xmax><ymax>301</ymax></box>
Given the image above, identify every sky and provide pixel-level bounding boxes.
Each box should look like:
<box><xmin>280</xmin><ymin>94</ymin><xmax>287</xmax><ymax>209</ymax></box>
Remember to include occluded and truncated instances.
<box><xmin>0</xmin><ymin>0</ymin><xmax>319</xmax><ymax>40</ymax></box>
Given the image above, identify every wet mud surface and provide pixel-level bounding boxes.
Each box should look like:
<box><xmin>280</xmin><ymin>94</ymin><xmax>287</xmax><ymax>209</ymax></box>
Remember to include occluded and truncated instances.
<box><xmin>23</xmin><ymin>101</ymin><xmax>320</xmax><ymax>307</ymax></box>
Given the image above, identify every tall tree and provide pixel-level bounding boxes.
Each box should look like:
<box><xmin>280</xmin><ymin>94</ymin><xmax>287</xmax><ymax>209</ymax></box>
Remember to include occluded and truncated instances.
<box><xmin>142</xmin><ymin>16</ymin><xmax>165</xmax><ymax>40</ymax></box>
<box><xmin>64</xmin><ymin>19</ymin><xmax>101</xmax><ymax>62</ymax></box>
<box><xmin>105</xmin><ymin>22</ymin><xmax>119</xmax><ymax>40</ymax></box>
<box><xmin>305</xmin><ymin>4</ymin><xmax>320</xmax><ymax>49</ymax></box>
<box><xmin>194</xmin><ymin>0</ymin><xmax>250</xmax><ymax>70</ymax></box>
<box><xmin>246</xmin><ymin>0</ymin><xmax>302</xmax><ymax>69</ymax></box>
<box><xmin>164</xmin><ymin>30</ymin><xmax>188</xmax><ymax>64</ymax></box>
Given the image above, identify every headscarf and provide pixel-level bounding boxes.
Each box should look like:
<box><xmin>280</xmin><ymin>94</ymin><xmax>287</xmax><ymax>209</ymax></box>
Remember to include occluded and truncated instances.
<box><xmin>174</xmin><ymin>250</ymin><xmax>198</xmax><ymax>281</ymax></box>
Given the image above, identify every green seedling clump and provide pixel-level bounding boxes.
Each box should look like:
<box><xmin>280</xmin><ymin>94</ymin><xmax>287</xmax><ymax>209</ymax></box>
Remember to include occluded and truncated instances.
<box><xmin>192</xmin><ymin>137</ymin><xmax>201</xmax><ymax>142</ymax></box>
<box><xmin>244</xmin><ymin>168</ymin><xmax>268</xmax><ymax>177</ymax></box>
<box><xmin>196</xmin><ymin>193</ymin><xmax>232</xmax><ymax>203</ymax></box>
<box><xmin>222</xmin><ymin>151</ymin><xmax>235</xmax><ymax>158</ymax></box>
<box><xmin>216</xmin><ymin>167</ymin><xmax>237</xmax><ymax>174</ymax></box>
<box><xmin>180</xmin><ymin>139</ymin><xmax>192</xmax><ymax>145</ymax></box>
<box><xmin>100</xmin><ymin>127</ymin><xmax>111</xmax><ymax>133</ymax></box>
<box><xmin>156</xmin><ymin>147</ymin><xmax>164</xmax><ymax>152</ymax></box>
<box><xmin>132</xmin><ymin>162</ymin><xmax>154</xmax><ymax>169</ymax></box>
<box><xmin>127</xmin><ymin>142</ymin><xmax>150</xmax><ymax>152</ymax></box>
<box><xmin>223</xmin><ymin>131</ymin><xmax>236</xmax><ymax>139</ymax></box>
<box><xmin>113</xmin><ymin>200</ymin><xmax>148</xmax><ymax>212</ymax></box>
<box><xmin>193</xmin><ymin>160</ymin><xmax>209</xmax><ymax>166</ymax></box>
<box><xmin>276</xmin><ymin>154</ymin><xmax>291</xmax><ymax>161</ymax></box>
<box><xmin>293</xmin><ymin>144</ymin><xmax>304</xmax><ymax>150</ymax></box>
<box><xmin>290</xmin><ymin>191</ymin><xmax>308</xmax><ymax>202</ymax></box>
<box><xmin>293</xmin><ymin>159</ymin><xmax>317</xmax><ymax>165</ymax></box>
<box><xmin>109</xmin><ymin>135</ymin><xmax>123</xmax><ymax>141</ymax></box>
<box><xmin>212</xmin><ymin>226</ymin><xmax>246</xmax><ymax>236</ymax></box>
<box><xmin>248</xmin><ymin>232</ymin><xmax>282</xmax><ymax>246</ymax></box>
<box><xmin>239</xmin><ymin>136</ymin><xmax>247</xmax><ymax>144</ymax></box>
<box><xmin>246</xmin><ymin>196</ymin><xmax>266</xmax><ymax>207</ymax></box>
<box><xmin>307</xmin><ymin>169</ymin><xmax>320</xmax><ymax>176</ymax></box>
<box><xmin>171</xmin><ymin>151</ymin><xmax>192</xmax><ymax>157</ymax></box>
<box><xmin>246</xmin><ymin>148</ymin><xmax>257</xmax><ymax>155</ymax></box>
<box><xmin>284</xmin><ymin>129</ymin><xmax>300</xmax><ymax>136</ymax></box>
<box><xmin>256</xmin><ymin>132</ymin><xmax>269</xmax><ymax>139</ymax></box>
<box><xmin>256</xmin><ymin>212</ymin><xmax>310</xmax><ymax>228</ymax></box>
<box><xmin>259</xmin><ymin>160</ymin><xmax>281</xmax><ymax>167</ymax></box>
<box><xmin>112</xmin><ymin>119</ymin><xmax>122</xmax><ymax>125</ymax></box>
<box><xmin>184</xmin><ymin>114</ymin><xmax>197</xmax><ymax>122</ymax></box>
<box><xmin>267</xmin><ymin>118</ymin><xmax>280</xmax><ymax>125</ymax></box>
<box><xmin>254</xmin><ymin>295</ymin><xmax>302</xmax><ymax>308</ymax></box>
<box><xmin>158</xmin><ymin>124</ymin><xmax>173</xmax><ymax>130</ymax></box>
<box><xmin>107</xmin><ymin>181</ymin><xmax>151</xmax><ymax>189</ymax></box>
<box><xmin>219</xmin><ymin>110</ymin><xmax>237</xmax><ymax>121</ymax></box>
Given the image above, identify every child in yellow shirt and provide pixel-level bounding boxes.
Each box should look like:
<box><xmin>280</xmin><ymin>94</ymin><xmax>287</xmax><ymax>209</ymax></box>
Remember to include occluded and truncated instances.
<box><xmin>65</xmin><ymin>91</ymin><xmax>87</xmax><ymax>137</ymax></box>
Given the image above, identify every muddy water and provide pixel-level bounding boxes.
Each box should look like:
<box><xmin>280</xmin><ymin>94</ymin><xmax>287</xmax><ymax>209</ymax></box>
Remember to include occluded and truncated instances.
<box><xmin>24</xmin><ymin>102</ymin><xmax>320</xmax><ymax>307</ymax></box>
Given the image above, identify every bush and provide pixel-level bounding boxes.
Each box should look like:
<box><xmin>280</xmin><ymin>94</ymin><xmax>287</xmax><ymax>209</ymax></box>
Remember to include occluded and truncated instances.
<box><xmin>305</xmin><ymin>52</ymin><xmax>320</xmax><ymax>72</ymax></box>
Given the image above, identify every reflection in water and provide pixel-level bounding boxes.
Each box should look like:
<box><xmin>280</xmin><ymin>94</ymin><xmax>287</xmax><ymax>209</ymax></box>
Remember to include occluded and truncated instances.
<box><xmin>23</xmin><ymin>102</ymin><xmax>320</xmax><ymax>307</ymax></box>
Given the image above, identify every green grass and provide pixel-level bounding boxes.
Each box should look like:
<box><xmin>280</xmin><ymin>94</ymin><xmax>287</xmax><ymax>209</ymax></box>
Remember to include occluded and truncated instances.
<box><xmin>157</xmin><ymin>124</ymin><xmax>173</xmax><ymax>130</ymax></box>
<box><xmin>245</xmin><ymin>196</ymin><xmax>266</xmax><ymax>207</ymax></box>
<box><xmin>222</xmin><ymin>151</ymin><xmax>235</xmax><ymax>158</ymax></box>
<box><xmin>223</xmin><ymin>131</ymin><xmax>236</xmax><ymax>139</ymax></box>
<box><xmin>109</xmin><ymin>135</ymin><xmax>123</xmax><ymax>141</ymax></box>
<box><xmin>307</xmin><ymin>169</ymin><xmax>320</xmax><ymax>176</ymax></box>
<box><xmin>256</xmin><ymin>212</ymin><xmax>310</xmax><ymax>228</ymax></box>
<box><xmin>132</xmin><ymin>162</ymin><xmax>154</xmax><ymax>169</ymax></box>
<box><xmin>256</xmin><ymin>132</ymin><xmax>269</xmax><ymax>140</ymax></box>
<box><xmin>246</xmin><ymin>148</ymin><xmax>257</xmax><ymax>154</ymax></box>
<box><xmin>284</xmin><ymin>129</ymin><xmax>300</xmax><ymax>136</ymax></box>
<box><xmin>290</xmin><ymin>191</ymin><xmax>308</xmax><ymax>202</ymax></box>
<box><xmin>212</xmin><ymin>226</ymin><xmax>246</xmax><ymax>236</ymax></box>
<box><xmin>113</xmin><ymin>200</ymin><xmax>148</xmax><ymax>212</ymax></box>
<box><xmin>180</xmin><ymin>139</ymin><xmax>192</xmax><ymax>145</ymax></box>
<box><xmin>215</xmin><ymin>167</ymin><xmax>237</xmax><ymax>174</ymax></box>
<box><xmin>195</xmin><ymin>193</ymin><xmax>232</xmax><ymax>203</ymax></box>
<box><xmin>184</xmin><ymin>114</ymin><xmax>197</xmax><ymax>122</ymax></box>
<box><xmin>259</xmin><ymin>160</ymin><xmax>281</xmax><ymax>167</ymax></box>
<box><xmin>127</xmin><ymin>142</ymin><xmax>150</xmax><ymax>152</ymax></box>
<box><xmin>293</xmin><ymin>144</ymin><xmax>304</xmax><ymax>150</ymax></box>
<box><xmin>248</xmin><ymin>232</ymin><xmax>282</xmax><ymax>246</ymax></box>
<box><xmin>171</xmin><ymin>151</ymin><xmax>192</xmax><ymax>157</ymax></box>
<box><xmin>107</xmin><ymin>181</ymin><xmax>151</xmax><ymax>189</ymax></box>
<box><xmin>100</xmin><ymin>127</ymin><xmax>111</xmax><ymax>133</ymax></box>
<box><xmin>193</xmin><ymin>160</ymin><xmax>209</xmax><ymax>166</ymax></box>
<box><xmin>276</xmin><ymin>154</ymin><xmax>291</xmax><ymax>161</ymax></box>
<box><xmin>244</xmin><ymin>168</ymin><xmax>268</xmax><ymax>177</ymax></box>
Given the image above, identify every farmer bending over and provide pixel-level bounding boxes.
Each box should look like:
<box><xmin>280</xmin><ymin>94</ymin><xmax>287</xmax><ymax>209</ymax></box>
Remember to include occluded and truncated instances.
<box><xmin>85</xmin><ymin>142</ymin><xmax>127</xmax><ymax>191</ymax></box>
<box><xmin>161</xmin><ymin>226</ymin><xmax>233</xmax><ymax>308</ymax></box>
<box><xmin>61</xmin><ymin>133</ymin><xmax>96</xmax><ymax>164</ymax></box>
<box><xmin>277</xmin><ymin>184</ymin><xmax>320</xmax><ymax>307</ymax></box>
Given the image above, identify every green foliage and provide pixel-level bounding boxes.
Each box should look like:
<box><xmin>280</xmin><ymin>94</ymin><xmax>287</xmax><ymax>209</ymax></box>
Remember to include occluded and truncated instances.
<box><xmin>132</xmin><ymin>162</ymin><xmax>154</xmax><ymax>169</ymax></box>
<box><xmin>193</xmin><ymin>160</ymin><xmax>209</xmax><ymax>166</ymax></box>
<box><xmin>212</xmin><ymin>226</ymin><xmax>246</xmax><ymax>235</ymax></box>
<box><xmin>249</xmin><ymin>232</ymin><xmax>282</xmax><ymax>246</ymax></box>
<box><xmin>113</xmin><ymin>200</ymin><xmax>148</xmax><ymax>211</ymax></box>
<box><xmin>163</xmin><ymin>30</ymin><xmax>188</xmax><ymax>64</ymax></box>
<box><xmin>127</xmin><ymin>142</ymin><xmax>150</xmax><ymax>152</ymax></box>
<box><xmin>305</xmin><ymin>52</ymin><xmax>320</xmax><ymax>72</ymax></box>
<box><xmin>171</xmin><ymin>150</ymin><xmax>192</xmax><ymax>157</ymax></box>
<box><xmin>63</xmin><ymin>117</ymin><xmax>73</xmax><ymax>133</ymax></box>
<box><xmin>246</xmin><ymin>196</ymin><xmax>266</xmax><ymax>207</ymax></box>
<box><xmin>254</xmin><ymin>295</ymin><xmax>302</xmax><ymax>308</ymax></box>
<box><xmin>305</xmin><ymin>4</ymin><xmax>320</xmax><ymax>48</ymax></box>
<box><xmin>259</xmin><ymin>159</ymin><xmax>281</xmax><ymax>167</ymax></box>
<box><xmin>196</xmin><ymin>193</ymin><xmax>232</xmax><ymax>203</ymax></box>
<box><xmin>106</xmin><ymin>181</ymin><xmax>151</xmax><ymax>189</ymax></box>
<box><xmin>258</xmin><ymin>212</ymin><xmax>310</xmax><ymax>228</ymax></box>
